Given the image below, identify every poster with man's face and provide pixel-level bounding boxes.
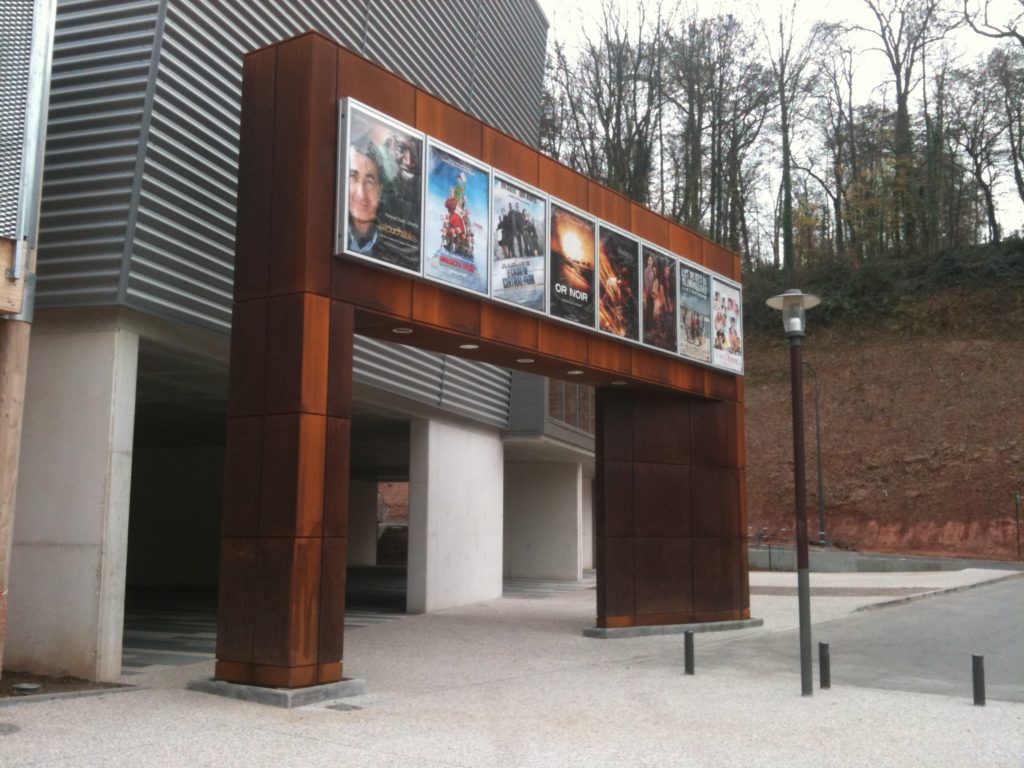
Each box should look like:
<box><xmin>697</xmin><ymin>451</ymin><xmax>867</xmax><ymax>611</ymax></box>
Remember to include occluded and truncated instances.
<box><xmin>339</xmin><ymin>102</ymin><xmax>423</xmax><ymax>274</ymax></box>
<box><xmin>641</xmin><ymin>246</ymin><xmax>677</xmax><ymax>352</ymax></box>
<box><xmin>597</xmin><ymin>226</ymin><xmax>639</xmax><ymax>340</ymax></box>
<box><xmin>422</xmin><ymin>141</ymin><xmax>490</xmax><ymax>295</ymax></box>
<box><xmin>549</xmin><ymin>203</ymin><xmax>596</xmax><ymax>327</ymax></box>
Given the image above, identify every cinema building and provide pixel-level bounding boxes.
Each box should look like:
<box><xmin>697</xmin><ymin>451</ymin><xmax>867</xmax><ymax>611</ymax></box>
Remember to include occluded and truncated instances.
<box><xmin>4</xmin><ymin>0</ymin><xmax>748</xmax><ymax>689</ymax></box>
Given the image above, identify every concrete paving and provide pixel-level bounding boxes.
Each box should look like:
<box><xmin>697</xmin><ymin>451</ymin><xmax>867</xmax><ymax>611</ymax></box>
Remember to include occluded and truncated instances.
<box><xmin>1</xmin><ymin>567</ymin><xmax>1022</xmax><ymax>767</ymax></box>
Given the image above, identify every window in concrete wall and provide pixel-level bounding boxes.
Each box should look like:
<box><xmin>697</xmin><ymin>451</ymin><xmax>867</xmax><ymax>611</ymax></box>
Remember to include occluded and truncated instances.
<box><xmin>548</xmin><ymin>380</ymin><xmax>596</xmax><ymax>435</ymax></box>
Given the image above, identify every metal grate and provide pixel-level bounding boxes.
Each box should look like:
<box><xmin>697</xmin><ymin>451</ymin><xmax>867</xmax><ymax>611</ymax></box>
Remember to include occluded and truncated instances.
<box><xmin>0</xmin><ymin>0</ymin><xmax>35</xmax><ymax>238</ymax></box>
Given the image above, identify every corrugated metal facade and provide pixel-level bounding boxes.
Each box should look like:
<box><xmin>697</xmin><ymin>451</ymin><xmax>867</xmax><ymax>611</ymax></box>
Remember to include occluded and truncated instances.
<box><xmin>37</xmin><ymin>0</ymin><xmax>547</xmax><ymax>427</ymax></box>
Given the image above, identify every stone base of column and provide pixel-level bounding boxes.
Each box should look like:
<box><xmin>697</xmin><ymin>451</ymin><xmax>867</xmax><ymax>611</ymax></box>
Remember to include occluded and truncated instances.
<box><xmin>189</xmin><ymin>675</ymin><xmax>365</xmax><ymax>708</ymax></box>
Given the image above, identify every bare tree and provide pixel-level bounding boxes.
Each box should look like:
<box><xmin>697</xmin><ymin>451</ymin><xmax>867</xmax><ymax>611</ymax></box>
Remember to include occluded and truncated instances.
<box><xmin>962</xmin><ymin>0</ymin><xmax>1024</xmax><ymax>47</ymax></box>
<box><xmin>989</xmin><ymin>45</ymin><xmax>1024</xmax><ymax>206</ymax></box>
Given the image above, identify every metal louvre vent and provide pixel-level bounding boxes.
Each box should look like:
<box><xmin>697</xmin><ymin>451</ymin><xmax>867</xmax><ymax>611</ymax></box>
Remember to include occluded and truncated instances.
<box><xmin>0</xmin><ymin>0</ymin><xmax>35</xmax><ymax>238</ymax></box>
<box><xmin>438</xmin><ymin>356</ymin><xmax>511</xmax><ymax>428</ymax></box>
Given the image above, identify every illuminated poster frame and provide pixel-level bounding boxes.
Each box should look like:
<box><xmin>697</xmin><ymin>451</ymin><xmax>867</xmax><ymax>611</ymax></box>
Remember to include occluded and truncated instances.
<box><xmin>490</xmin><ymin>172</ymin><xmax>548</xmax><ymax>314</ymax></box>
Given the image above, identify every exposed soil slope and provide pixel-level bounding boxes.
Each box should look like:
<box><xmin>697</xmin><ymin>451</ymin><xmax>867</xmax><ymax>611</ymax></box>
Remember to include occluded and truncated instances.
<box><xmin>744</xmin><ymin>324</ymin><xmax>1024</xmax><ymax>561</ymax></box>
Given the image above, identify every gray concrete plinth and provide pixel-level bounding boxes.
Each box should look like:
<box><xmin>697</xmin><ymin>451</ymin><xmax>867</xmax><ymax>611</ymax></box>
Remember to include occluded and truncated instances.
<box><xmin>186</xmin><ymin>677</ymin><xmax>367</xmax><ymax>708</ymax></box>
<box><xmin>584</xmin><ymin>617</ymin><xmax>763</xmax><ymax>639</ymax></box>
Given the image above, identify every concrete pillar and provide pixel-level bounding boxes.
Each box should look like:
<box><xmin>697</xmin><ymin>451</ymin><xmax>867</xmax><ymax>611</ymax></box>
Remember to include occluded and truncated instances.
<box><xmin>582</xmin><ymin>474</ymin><xmax>594</xmax><ymax>570</ymax></box>
<box><xmin>347</xmin><ymin>479</ymin><xmax>378</xmax><ymax>566</ymax></box>
<box><xmin>407</xmin><ymin>418</ymin><xmax>503</xmax><ymax>613</ymax></box>
<box><xmin>503</xmin><ymin>462</ymin><xmax>583</xmax><ymax>580</ymax></box>
<box><xmin>8</xmin><ymin>318</ymin><xmax>139</xmax><ymax>680</ymax></box>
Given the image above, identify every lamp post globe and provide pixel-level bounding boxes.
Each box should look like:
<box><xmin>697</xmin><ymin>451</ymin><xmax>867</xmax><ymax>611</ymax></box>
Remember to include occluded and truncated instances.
<box><xmin>766</xmin><ymin>288</ymin><xmax>820</xmax><ymax>697</ymax></box>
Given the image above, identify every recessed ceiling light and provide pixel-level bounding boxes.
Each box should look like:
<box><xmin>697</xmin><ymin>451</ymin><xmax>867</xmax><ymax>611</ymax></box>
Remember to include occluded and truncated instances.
<box><xmin>567</xmin><ymin>369</ymin><xmax>584</xmax><ymax>376</ymax></box>
<box><xmin>516</xmin><ymin>357</ymin><xmax>535</xmax><ymax>364</ymax></box>
<box><xmin>392</xmin><ymin>327</ymin><xmax>414</xmax><ymax>335</ymax></box>
<box><xmin>459</xmin><ymin>343</ymin><xmax>479</xmax><ymax>350</ymax></box>
<box><xmin>611</xmin><ymin>380</ymin><xmax>627</xmax><ymax>386</ymax></box>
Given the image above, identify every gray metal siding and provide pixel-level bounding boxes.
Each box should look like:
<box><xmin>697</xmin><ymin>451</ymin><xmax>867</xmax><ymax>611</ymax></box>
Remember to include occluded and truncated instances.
<box><xmin>354</xmin><ymin>337</ymin><xmax>511</xmax><ymax>429</ymax></box>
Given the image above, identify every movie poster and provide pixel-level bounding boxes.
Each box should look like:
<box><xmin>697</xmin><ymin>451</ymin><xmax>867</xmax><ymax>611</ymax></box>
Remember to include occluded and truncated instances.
<box><xmin>340</xmin><ymin>102</ymin><xmax>423</xmax><ymax>274</ymax></box>
<box><xmin>597</xmin><ymin>226</ymin><xmax>639</xmax><ymax>340</ymax></box>
<box><xmin>422</xmin><ymin>141</ymin><xmax>489</xmax><ymax>294</ymax></box>
<box><xmin>678</xmin><ymin>263</ymin><xmax>711</xmax><ymax>363</ymax></box>
<box><xmin>549</xmin><ymin>204</ymin><xmax>596</xmax><ymax>327</ymax></box>
<box><xmin>711</xmin><ymin>278</ymin><xmax>744</xmax><ymax>372</ymax></box>
<box><xmin>641</xmin><ymin>246</ymin><xmax>677</xmax><ymax>351</ymax></box>
<box><xmin>491</xmin><ymin>176</ymin><xmax>546</xmax><ymax>311</ymax></box>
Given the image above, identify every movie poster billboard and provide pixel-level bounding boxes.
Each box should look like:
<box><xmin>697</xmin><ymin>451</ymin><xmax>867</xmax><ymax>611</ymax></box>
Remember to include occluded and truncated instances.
<box><xmin>491</xmin><ymin>175</ymin><xmax>546</xmax><ymax>312</ymax></box>
<box><xmin>678</xmin><ymin>263</ymin><xmax>712</xmax><ymax>363</ymax></box>
<box><xmin>641</xmin><ymin>245</ymin><xmax>677</xmax><ymax>351</ymax></box>
<box><xmin>597</xmin><ymin>226</ymin><xmax>639</xmax><ymax>340</ymax></box>
<box><xmin>338</xmin><ymin>100</ymin><xmax>423</xmax><ymax>274</ymax></box>
<box><xmin>422</xmin><ymin>140</ymin><xmax>489</xmax><ymax>295</ymax></box>
<box><xmin>549</xmin><ymin>203</ymin><xmax>596</xmax><ymax>327</ymax></box>
<box><xmin>711</xmin><ymin>277</ymin><xmax>744</xmax><ymax>373</ymax></box>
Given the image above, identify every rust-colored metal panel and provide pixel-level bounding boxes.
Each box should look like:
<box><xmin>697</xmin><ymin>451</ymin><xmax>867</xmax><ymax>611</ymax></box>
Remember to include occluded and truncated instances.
<box><xmin>669</xmin><ymin>225</ymin><xmax>704</xmax><ymax>266</ymax></box>
<box><xmin>221</xmin><ymin>417</ymin><xmax>263</xmax><ymax>537</ymax></box>
<box><xmin>412</xmin><ymin>281</ymin><xmax>481</xmax><ymax>336</ymax></box>
<box><xmin>215</xmin><ymin>537</ymin><xmax>257</xmax><ymax>662</ymax></box>
<box><xmin>631</xmin><ymin>347</ymin><xmax>673</xmax><ymax>386</ymax></box>
<box><xmin>264</xmin><ymin>293</ymin><xmax>330</xmax><ymax>415</ymax></box>
<box><xmin>539</xmin><ymin>155</ymin><xmax>587</xmax><ymax>208</ymax></box>
<box><xmin>229</xmin><ymin>662</ymin><xmax>319</xmax><ymax>688</ymax></box>
<box><xmin>482</xmin><ymin>125</ymin><xmax>539</xmax><ymax>185</ymax></box>
<box><xmin>332</xmin><ymin>259</ymin><xmax>413</xmax><ymax>317</ymax></box>
<box><xmin>690</xmin><ymin>398</ymin><xmax>740</xmax><ymax>468</ymax></box>
<box><xmin>588</xmin><ymin>336</ymin><xmax>633</xmax><ymax>374</ymax></box>
<box><xmin>693</xmin><ymin>538</ymin><xmax>746</xmax><ymax>615</ymax></box>
<box><xmin>338</xmin><ymin>49</ymin><xmax>417</xmax><ymax>124</ymax></box>
<box><xmin>703</xmin><ymin>241</ymin><xmax>734</xmax><ymax>280</ymax></box>
<box><xmin>538</xmin><ymin>320</ymin><xmax>588</xmax><ymax>366</ymax></box>
<box><xmin>323</xmin><ymin>417</ymin><xmax>351</xmax><ymax>539</ymax></box>
<box><xmin>268</xmin><ymin>36</ymin><xmax>336</xmax><ymax>296</ymax></box>
<box><xmin>705</xmin><ymin>369</ymin><xmax>738</xmax><ymax>401</ymax></box>
<box><xmin>669</xmin><ymin>361</ymin><xmax>705</xmax><ymax>394</ymax></box>
<box><xmin>227</xmin><ymin>299</ymin><xmax>268</xmax><ymax>417</ymax></box>
<box><xmin>634</xmin><ymin>537</ymin><xmax>694</xmax><ymax>616</ymax></box>
<box><xmin>690</xmin><ymin>466</ymin><xmax>742</xmax><ymax>539</ymax></box>
<box><xmin>632</xmin><ymin>392</ymin><xmax>690</xmax><ymax>465</ymax></box>
<box><xmin>234</xmin><ymin>48</ymin><xmax>277</xmax><ymax>302</ymax></box>
<box><xmin>630</xmin><ymin>203</ymin><xmax>670</xmax><ymax>249</ymax></box>
<box><xmin>601</xmin><ymin>460</ymin><xmax>634</xmax><ymax>538</ymax></box>
<box><xmin>480</xmin><ymin>302</ymin><xmax>538</xmax><ymax>349</ymax></box>
<box><xmin>259</xmin><ymin>414</ymin><xmax>327</xmax><ymax>538</ymax></box>
<box><xmin>588</xmin><ymin>181</ymin><xmax>631</xmax><ymax>229</ymax></box>
<box><xmin>252</xmin><ymin>537</ymin><xmax>322</xmax><ymax>668</ymax></box>
<box><xmin>318</xmin><ymin>662</ymin><xmax>343</xmax><ymax>684</ymax></box>
<box><xmin>596</xmin><ymin>387</ymin><xmax>633</xmax><ymax>462</ymax></box>
<box><xmin>318</xmin><ymin>537</ymin><xmax>348</xmax><ymax>666</ymax></box>
<box><xmin>633</xmin><ymin>463</ymin><xmax>690</xmax><ymax>539</ymax></box>
<box><xmin>416</xmin><ymin>92</ymin><xmax>483</xmax><ymax>156</ymax></box>
<box><xmin>328</xmin><ymin>301</ymin><xmax>355</xmax><ymax>419</ymax></box>
<box><xmin>596</xmin><ymin>536</ymin><xmax>635</xmax><ymax>620</ymax></box>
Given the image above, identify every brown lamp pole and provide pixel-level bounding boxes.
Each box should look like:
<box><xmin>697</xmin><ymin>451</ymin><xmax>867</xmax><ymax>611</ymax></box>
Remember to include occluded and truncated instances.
<box><xmin>767</xmin><ymin>288</ymin><xmax>820</xmax><ymax>697</ymax></box>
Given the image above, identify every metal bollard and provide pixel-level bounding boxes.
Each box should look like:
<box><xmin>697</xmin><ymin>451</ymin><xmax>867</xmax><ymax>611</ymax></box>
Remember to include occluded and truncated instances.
<box><xmin>819</xmin><ymin>642</ymin><xmax>831</xmax><ymax>689</ymax></box>
<box><xmin>684</xmin><ymin>630</ymin><xmax>694</xmax><ymax>675</ymax></box>
<box><xmin>973</xmin><ymin>655</ymin><xmax>985</xmax><ymax>706</ymax></box>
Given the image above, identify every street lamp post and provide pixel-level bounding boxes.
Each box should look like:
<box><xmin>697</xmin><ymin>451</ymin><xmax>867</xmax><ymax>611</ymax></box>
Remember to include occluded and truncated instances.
<box><xmin>767</xmin><ymin>288</ymin><xmax>820</xmax><ymax>697</ymax></box>
<box><xmin>803</xmin><ymin>360</ymin><xmax>826</xmax><ymax>545</ymax></box>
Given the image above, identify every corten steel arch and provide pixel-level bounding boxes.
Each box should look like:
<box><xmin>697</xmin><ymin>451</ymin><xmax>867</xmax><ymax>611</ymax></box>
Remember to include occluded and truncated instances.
<box><xmin>216</xmin><ymin>32</ymin><xmax>748</xmax><ymax>689</ymax></box>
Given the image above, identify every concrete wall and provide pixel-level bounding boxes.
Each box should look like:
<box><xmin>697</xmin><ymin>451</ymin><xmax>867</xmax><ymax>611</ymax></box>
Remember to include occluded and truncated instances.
<box><xmin>348</xmin><ymin>479</ymin><xmax>379</xmax><ymax>566</ymax></box>
<box><xmin>407</xmin><ymin>418</ymin><xmax>503</xmax><ymax>612</ymax></box>
<box><xmin>582</xmin><ymin>474</ymin><xmax>594</xmax><ymax>570</ymax></box>
<box><xmin>8</xmin><ymin>317</ymin><xmax>138</xmax><ymax>680</ymax></box>
<box><xmin>126</xmin><ymin>445</ymin><xmax>222</xmax><ymax>588</ymax></box>
<box><xmin>503</xmin><ymin>462</ymin><xmax>582</xmax><ymax>580</ymax></box>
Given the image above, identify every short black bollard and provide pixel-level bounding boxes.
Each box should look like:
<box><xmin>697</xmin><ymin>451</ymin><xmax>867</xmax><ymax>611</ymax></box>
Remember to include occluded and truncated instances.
<box><xmin>973</xmin><ymin>655</ymin><xmax>985</xmax><ymax>706</ymax></box>
<box><xmin>684</xmin><ymin>631</ymin><xmax>694</xmax><ymax>675</ymax></box>
<box><xmin>819</xmin><ymin>642</ymin><xmax>831</xmax><ymax>689</ymax></box>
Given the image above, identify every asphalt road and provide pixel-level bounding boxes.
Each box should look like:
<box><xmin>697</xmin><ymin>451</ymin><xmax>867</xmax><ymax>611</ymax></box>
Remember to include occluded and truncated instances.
<box><xmin>705</xmin><ymin>576</ymin><xmax>1024</xmax><ymax>702</ymax></box>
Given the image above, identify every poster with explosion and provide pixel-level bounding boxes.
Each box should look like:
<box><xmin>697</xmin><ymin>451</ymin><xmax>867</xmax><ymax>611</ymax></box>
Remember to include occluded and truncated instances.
<box><xmin>338</xmin><ymin>100</ymin><xmax>424</xmax><ymax>274</ymax></box>
<box><xmin>711</xmin><ymin>278</ymin><xmax>744</xmax><ymax>372</ymax></box>
<box><xmin>678</xmin><ymin>263</ymin><xmax>711</xmax><ymax>363</ymax></box>
<box><xmin>549</xmin><ymin>203</ymin><xmax>597</xmax><ymax>327</ymax></box>
<box><xmin>491</xmin><ymin>175</ymin><xmax>546</xmax><ymax>312</ymax></box>
<box><xmin>641</xmin><ymin>246</ymin><xmax>677</xmax><ymax>352</ymax></box>
<box><xmin>422</xmin><ymin>140</ymin><xmax>490</xmax><ymax>295</ymax></box>
<box><xmin>597</xmin><ymin>226</ymin><xmax>639</xmax><ymax>341</ymax></box>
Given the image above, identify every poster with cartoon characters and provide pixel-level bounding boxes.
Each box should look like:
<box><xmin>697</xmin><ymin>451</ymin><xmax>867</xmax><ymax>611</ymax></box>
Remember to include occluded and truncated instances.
<box><xmin>678</xmin><ymin>263</ymin><xmax>711</xmax><ymax>363</ymax></box>
<box><xmin>491</xmin><ymin>175</ymin><xmax>546</xmax><ymax>311</ymax></box>
<box><xmin>422</xmin><ymin>140</ymin><xmax>490</xmax><ymax>295</ymax></box>
<box><xmin>711</xmin><ymin>278</ymin><xmax>744</xmax><ymax>372</ymax></box>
